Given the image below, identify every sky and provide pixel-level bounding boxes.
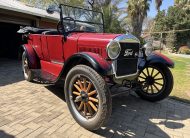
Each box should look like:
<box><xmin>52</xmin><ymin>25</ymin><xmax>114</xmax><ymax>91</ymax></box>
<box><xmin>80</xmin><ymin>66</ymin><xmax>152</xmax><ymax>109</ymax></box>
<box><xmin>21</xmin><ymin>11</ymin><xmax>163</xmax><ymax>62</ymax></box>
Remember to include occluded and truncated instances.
<box><xmin>118</xmin><ymin>0</ymin><xmax>174</xmax><ymax>18</ymax></box>
<box><xmin>148</xmin><ymin>0</ymin><xmax>174</xmax><ymax>17</ymax></box>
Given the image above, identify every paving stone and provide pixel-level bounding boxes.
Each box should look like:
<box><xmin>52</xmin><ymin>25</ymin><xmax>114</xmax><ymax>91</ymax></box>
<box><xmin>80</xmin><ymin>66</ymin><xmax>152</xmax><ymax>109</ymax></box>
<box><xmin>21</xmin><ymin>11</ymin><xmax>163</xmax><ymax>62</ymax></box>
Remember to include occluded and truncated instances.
<box><xmin>43</xmin><ymin>121</ymin><xmax>64</xmax><ymax>135</ymax></box>
<box><xmin>0</xmin><ymin>119</ymin><xmax>11</xmax><ymax>127</ymax></box>
<box><xmin>26</xmin><ymin>127</ymin><xmax>47</xmax><ymax>138</ymax></box>
<box><xmin>56</xmin><ymin>124</ymin><xmax>72</xmax><ymax>133</ymax></box>
<box><xmin>69</xmin><ymin>123</ymin><xmax>81</xmax><ymax>132</ymax></box>
<box><xmin>76</xmin><ymin>127</ymin><xmax>94</xmax><ymax>137</ymax></box>
<box><xmin>25</xmin><ymin>122</ymin><xmax>41</xmax><ymax>130</ymax></box>
<box><xmin>145</xmin><ymin>133</ymin><xmax>164</xmax><ymax>138</ymax></box>
<box><xmin>9</xmin><ymin>130</ymin><xmax>20</xmax><ymax>136</ymax></box>
<box><xmin>11</xmin><ymin>124</ymin><xmax>27</xmax><ymax>132</ymax></box>
<box><xmin>0</xmin><ymin>60</ymin><xmax>190</xmax><ymax>138</ymax></box>
<box><xmin>16</xmin><ymin>128</ymin><xmax>33</xmax><ymax>138</ymax></box>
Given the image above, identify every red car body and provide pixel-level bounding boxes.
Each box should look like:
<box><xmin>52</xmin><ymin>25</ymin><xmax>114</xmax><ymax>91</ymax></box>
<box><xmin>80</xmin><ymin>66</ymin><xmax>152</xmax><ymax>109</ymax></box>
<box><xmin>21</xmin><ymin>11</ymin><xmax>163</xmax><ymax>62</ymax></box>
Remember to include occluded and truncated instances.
<box><xmin>23</xmin><ymin>32</ymin><xmax>173</xmax><ymax>81</ymax></box>
<box><xmin>23</xmin><ymin>33</ymin><xmax>123</xmax><ymax>81</ymax></box>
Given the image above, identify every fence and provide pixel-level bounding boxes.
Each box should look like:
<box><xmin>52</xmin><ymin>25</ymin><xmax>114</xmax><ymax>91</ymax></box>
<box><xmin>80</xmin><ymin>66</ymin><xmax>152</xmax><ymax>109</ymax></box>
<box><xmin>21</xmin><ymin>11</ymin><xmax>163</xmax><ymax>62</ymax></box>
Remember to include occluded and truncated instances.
<box><xmin>142</xmin><ymin>29</ymin><xmax>190</xmax><ymax>53</ymax></box>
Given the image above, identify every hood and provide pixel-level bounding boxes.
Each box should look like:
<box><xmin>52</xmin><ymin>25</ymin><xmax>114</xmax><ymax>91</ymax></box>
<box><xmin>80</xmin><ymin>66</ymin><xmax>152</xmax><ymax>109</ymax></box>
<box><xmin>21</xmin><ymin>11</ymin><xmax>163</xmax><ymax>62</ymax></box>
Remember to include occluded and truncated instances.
<box><xmin>77</xmin><ymin>33</ymin><xmax>121</xmax><ymax>47</ymax></box>
<box><xmin>76</xmin><ymin>33</ymin><xmax>140</xmax><ymax>58</ymax></box>
<box><xmin>77</xmin><ymin>33</ymin><xmax>140</xmax><ymax>47</ymax></box>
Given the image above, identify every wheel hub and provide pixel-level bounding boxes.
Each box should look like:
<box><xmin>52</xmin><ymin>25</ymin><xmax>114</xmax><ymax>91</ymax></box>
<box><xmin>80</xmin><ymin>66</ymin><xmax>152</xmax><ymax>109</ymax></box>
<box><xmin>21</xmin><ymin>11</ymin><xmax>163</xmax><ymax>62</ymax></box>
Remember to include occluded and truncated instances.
<box><xmin>72</xmin><ymin>76</ymin><xmax>99</xmax><ymax>118</ymax></box>
<box><xmin>80</xmin><ymin>91</ymin><xmax>89</xmax><ymax>102</ymax></box>
<box><xmin>138</xmin><ymin>66</ymin><xmax>165</xmax><ymax>94</ymax></box>
<box><xmin>146</xmin><ymin>76</ymin><xmax>155</xmax><ymax>85</ymax></box>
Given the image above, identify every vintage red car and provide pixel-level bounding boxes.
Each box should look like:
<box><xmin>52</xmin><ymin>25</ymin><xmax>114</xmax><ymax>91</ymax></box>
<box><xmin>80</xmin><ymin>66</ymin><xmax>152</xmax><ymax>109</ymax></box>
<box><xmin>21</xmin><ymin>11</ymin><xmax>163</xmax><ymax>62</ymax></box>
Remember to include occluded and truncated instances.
<box><xmin>18</xmin><ymin>4</ymin><xmax>174</xmax><ymax>130</ymax></box>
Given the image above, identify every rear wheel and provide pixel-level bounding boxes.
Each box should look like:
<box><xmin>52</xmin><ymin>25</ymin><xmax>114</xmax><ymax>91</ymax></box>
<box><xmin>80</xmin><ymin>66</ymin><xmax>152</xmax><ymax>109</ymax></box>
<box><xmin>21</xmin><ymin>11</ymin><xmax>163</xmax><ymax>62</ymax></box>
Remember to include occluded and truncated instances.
<box><xmin>135</xmin><ymin>64</ymin><xmax>173</xmax><ymax>102</ymax></box>
<box><xmin>64</xmin><ymin>65</ymin><xmax>112</xmax><ymax>130</ymax></box>
<box><xmin>22</xmin><ymin>52</ymin><xmax>34</xmax><ymax>82</ymax></box>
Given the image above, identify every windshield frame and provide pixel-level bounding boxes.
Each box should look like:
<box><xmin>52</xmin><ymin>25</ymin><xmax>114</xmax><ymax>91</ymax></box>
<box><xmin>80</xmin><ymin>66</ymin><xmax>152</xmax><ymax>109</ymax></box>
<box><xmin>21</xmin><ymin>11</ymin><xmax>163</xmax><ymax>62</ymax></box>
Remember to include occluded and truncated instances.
<box><xmin>59</xmin><ymin>4</ymin><xmax>105</xmax><ymax>33</ymax></box>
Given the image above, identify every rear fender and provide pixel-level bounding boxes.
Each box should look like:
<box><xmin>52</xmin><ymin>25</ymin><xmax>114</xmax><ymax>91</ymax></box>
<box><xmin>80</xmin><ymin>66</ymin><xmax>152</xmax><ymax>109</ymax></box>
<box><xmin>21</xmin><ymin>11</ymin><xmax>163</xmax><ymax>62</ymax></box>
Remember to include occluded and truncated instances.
<box><xmin>21</xmin><ymin>44</ymin><xmax>39</xmax><ymax>69</ymax></box>
<box><xmin>59</xmin><ymin>52</ymin><xmax>112</xmax><ymax>79</ymax></box>
<box><xmin>139</xmin><ymin>52</ymin><xmax>174</xmax><ymax>70</ymax></box>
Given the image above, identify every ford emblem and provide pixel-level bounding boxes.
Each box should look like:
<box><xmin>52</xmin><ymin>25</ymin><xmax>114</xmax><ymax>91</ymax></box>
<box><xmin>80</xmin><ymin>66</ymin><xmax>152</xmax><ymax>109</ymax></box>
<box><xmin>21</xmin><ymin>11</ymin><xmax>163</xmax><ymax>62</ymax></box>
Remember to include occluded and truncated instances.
<box><xmin>124</xmin><ymin>49</ymin><xmax>133</xmax><ymax>56</ymax></box>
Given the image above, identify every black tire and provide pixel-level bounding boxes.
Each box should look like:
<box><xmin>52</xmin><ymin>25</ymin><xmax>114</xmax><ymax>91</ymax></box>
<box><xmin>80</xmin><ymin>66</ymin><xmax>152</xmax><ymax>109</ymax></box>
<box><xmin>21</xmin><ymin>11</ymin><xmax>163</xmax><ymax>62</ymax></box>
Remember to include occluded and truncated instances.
<box><xmin>135</xmin><ymin>64</ymin><xmax>174</xmax><ymax>102</ymax></box>
<box><xmin>64</xmin><ymin>65</ymin><xmax>112</xmax><ymax>130</ymax></box>
<box><xmin>22</xmin><ymin>52</ymin><xmax>34</xmax><ymax>82</ymax></box>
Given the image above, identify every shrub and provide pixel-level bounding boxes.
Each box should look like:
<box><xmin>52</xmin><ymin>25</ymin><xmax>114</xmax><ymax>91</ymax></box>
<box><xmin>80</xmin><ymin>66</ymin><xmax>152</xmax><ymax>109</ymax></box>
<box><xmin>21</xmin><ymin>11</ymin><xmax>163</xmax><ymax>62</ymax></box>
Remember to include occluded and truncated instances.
<box><xmin>166</xmin><ymin>32</ymin><xmax>177</xmax><ymax>53</ymax></box>
<box><xmin>178</xmin><ymin>46</ymin><xmax>190</xmax><ymax>55</ymax></box>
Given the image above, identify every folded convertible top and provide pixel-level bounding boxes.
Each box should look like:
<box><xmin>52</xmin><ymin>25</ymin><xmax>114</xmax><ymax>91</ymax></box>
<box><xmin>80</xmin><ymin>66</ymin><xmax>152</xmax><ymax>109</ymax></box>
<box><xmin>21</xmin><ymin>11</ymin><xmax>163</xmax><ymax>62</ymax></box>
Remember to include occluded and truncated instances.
<box><xmin>17</xmin><ymin>26</ymin><xmax>56</xmax><ymax>34</ymax></box>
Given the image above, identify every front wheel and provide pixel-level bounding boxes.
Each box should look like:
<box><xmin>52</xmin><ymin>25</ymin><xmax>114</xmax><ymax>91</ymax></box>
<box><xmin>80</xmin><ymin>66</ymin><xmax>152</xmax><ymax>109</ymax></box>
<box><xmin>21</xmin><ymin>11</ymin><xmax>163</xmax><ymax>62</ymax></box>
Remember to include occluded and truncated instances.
<box><xmin>64</xmin><ymin>65</ymin><xmax>112</xmax><ymax>130</ymax></box>
<box><xmin>135</xmin><ymin>64</ymin><xmax>174</xmax><ymax>102</ymax></box>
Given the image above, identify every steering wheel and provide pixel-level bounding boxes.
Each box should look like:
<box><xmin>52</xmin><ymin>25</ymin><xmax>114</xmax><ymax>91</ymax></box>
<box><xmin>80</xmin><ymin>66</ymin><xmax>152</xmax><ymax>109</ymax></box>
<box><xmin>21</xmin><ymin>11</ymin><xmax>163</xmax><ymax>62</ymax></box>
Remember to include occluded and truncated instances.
<box><xmin>57</xmin><ymin>17</ymin><xmax>76</xmax><ymax>33</ymax></box>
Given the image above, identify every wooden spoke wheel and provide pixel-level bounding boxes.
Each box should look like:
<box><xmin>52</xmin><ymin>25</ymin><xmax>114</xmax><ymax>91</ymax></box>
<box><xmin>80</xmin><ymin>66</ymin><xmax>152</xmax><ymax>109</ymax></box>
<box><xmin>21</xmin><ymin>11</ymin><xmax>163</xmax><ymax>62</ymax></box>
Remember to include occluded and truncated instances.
<box><xmin>72</xmin><ymin>76</ymin><xmax>99</xmax><ymax>119</ymax></box>
<box><xmin>138</xmin><ymin>66</ymin><xmax>165</xmax><ymax>94</ymax></box>
<box><xmin>135</xmin><ymin>64</ymin><xmax>174</xmax><ymax>102</ymax></box>
<box><xmin>22</xmin><ymin>52</ymin><xmax>34</xmax><ymax>82</ymax></box>
<box><xmin>23</xmin><ymin>56</ymin><xmax>29</xmax><ymax>77</ymax></box>
<box><xmin>64</xmin><ymin>65</ymin><xmax>112</xmax><ymax>130</ymax></box>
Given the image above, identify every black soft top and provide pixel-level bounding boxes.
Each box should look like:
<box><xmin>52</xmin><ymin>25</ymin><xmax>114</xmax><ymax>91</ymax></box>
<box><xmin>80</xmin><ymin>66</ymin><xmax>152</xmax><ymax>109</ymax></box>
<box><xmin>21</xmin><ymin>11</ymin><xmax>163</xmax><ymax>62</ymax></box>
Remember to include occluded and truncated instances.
<box><xmin>17</xmin><ymin>26</ymin><xmax>57</xmax><ymax>34</ymax></box>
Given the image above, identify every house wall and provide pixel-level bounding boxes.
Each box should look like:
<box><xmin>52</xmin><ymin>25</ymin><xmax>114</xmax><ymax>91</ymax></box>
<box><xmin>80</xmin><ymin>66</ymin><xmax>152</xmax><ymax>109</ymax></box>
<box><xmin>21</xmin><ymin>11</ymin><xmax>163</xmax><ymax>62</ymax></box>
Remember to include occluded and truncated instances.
<box><xmin>39</xmin><ymin>20</ymin><xmax>57</xmax><ymax>29</ymax></box>
<box><xmin>0</xmin><ymin>8</ymin><xmax>58</xmax><ymax>28</ymax></box>
<box><xmin>0</xmin><ymin>9</ymin><xmax>58</xmax><ymax>59</ymax></box>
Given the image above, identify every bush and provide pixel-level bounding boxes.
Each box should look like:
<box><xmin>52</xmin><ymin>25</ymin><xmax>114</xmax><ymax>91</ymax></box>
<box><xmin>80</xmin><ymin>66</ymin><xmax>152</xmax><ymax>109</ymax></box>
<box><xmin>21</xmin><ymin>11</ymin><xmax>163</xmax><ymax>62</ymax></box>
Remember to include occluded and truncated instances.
<box><xmin>153</xmin><ymin>45</ymin><xmax>161</xmax><ymax>50</ymax></box>
<box><xmin>166</xmin><ymin>32</ymin><xmax>177</xmax><ymax>53</ymax></box>
<box><xmin>178</xmin><ymin>46</ymin><xmax>190</xmax><ymax>55</ymax></box>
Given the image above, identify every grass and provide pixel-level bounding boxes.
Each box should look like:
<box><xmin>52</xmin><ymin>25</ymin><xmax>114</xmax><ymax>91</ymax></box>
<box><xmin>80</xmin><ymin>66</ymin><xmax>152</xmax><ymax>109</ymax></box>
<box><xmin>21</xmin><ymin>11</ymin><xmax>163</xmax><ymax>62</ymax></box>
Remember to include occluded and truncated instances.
<box><xmin>162</xmin><ymin>52</ymin><xmax>190</xmax><ymax>103</ymax></box>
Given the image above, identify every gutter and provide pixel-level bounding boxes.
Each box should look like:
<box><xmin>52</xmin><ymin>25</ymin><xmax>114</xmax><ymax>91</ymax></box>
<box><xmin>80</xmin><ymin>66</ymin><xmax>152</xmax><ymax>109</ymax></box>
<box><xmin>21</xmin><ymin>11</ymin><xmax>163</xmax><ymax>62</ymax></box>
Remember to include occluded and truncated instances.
<box><xmin>0</xmin><ymin>4</ymin><xmax>59</xmax><ymax>21</ymax></box>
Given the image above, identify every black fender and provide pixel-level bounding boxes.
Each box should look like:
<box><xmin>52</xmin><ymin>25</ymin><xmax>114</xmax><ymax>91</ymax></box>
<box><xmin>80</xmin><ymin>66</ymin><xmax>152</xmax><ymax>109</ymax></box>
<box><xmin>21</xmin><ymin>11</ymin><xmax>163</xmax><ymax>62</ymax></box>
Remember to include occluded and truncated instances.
<box><xmin>138</xmin><ymin>52</ymin><xmax>174</xmax><ymax>70</ymax></box>
<box><xmin>57</xmin><ymin>52</ymin><xmax>112</xmax><ymax>81</ymax></box>
<box><xmin>21</xmin><ymin>44</ymin><xmax>39</xmax><ymax>69</ymax></box>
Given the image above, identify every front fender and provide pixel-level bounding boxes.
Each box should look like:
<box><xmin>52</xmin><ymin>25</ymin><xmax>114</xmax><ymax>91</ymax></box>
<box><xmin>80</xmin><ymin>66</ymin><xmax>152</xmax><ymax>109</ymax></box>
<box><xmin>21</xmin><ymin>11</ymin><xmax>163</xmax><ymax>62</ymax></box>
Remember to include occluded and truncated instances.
<box><xmin>22</xmin><ymin>44</ymin><xmax>39</xmax><ymax>69</ymax></box>
<box><xmin>62</xmin><ymin>52</ymin><xmax>112</xmax><ymax>77</ymax></box>
<box><xmin>139</xmin><ymin>52</ymin><xmax>174</xmax><ymax>70</ymax></box>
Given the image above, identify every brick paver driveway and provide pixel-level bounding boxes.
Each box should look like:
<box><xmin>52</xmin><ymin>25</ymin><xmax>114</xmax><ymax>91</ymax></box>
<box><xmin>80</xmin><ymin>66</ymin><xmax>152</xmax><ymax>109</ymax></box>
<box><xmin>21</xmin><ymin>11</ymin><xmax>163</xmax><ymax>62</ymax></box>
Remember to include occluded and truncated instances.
<box><xmin>0</xmin><ymin>59</ymin><xmax>190</xmax><ymax>138</ymax></box>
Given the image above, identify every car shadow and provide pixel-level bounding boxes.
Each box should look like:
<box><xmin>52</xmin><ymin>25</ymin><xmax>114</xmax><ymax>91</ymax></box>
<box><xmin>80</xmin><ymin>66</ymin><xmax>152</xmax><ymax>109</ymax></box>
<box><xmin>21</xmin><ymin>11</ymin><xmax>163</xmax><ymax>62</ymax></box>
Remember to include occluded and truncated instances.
<box><xmin>95</xmin><ymin>96</ymin><xmax>186</xmax><ymax>137</ymax></box>
<box><xmin>0</xmin><ymin>130</ymin><xmax>15</xmax><ymax>138</ymax></box>
<box><xmin>45</xmin><ymin>85</ymin><xmax>66</xmax><ymax>101</ymax></box>
<box><xmin>45</xmin><ymin>85</ymin><xmax>188</xmax><ymax>138</ymax></box>
<box><xmin>170</xmin><ymin>96</ymin><xmax>190</xmax><ymax>104</ymax></box>
<box><xmin>0</xmin><ymin>59</ymin><xmax>23</xmax><ymax>86</ymax></box>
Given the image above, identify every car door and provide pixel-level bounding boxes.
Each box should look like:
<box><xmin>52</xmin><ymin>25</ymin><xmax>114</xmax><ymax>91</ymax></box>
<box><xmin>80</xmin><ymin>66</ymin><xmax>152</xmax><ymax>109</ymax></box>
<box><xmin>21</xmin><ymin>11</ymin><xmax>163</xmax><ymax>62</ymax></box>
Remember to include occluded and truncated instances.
<box><xmin>41</xmin><ymin>35</ymin><xmax>50</xmax><ymax>61</ymax></box>
<box><xmin>46</xmin><ymin>36</ymin><xmax>64</xmax><ymax>63</ymax></box>
<box><xmin>32</xmin><ymin>35</ymin><xmax>44</xmax><ymax>59</ymax></box>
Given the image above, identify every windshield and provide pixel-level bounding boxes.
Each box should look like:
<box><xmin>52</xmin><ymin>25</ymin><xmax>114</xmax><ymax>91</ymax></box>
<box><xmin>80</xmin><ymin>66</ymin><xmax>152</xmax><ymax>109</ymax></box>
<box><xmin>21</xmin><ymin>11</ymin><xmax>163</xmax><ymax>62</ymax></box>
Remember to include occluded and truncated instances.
<box><xmin>60</xmin><ymin>4</ymin><xmax>104</xmax><ymax>33</ymax></box>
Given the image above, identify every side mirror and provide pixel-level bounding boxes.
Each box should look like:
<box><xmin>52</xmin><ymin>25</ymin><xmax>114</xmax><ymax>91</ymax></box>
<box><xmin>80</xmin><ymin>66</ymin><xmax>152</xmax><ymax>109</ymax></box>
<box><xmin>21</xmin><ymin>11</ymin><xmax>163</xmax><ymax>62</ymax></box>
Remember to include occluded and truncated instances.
<box><xmin>46</xmin><ymin>5</ymin><xmax>57</xmax><ymax>14</ymax></box>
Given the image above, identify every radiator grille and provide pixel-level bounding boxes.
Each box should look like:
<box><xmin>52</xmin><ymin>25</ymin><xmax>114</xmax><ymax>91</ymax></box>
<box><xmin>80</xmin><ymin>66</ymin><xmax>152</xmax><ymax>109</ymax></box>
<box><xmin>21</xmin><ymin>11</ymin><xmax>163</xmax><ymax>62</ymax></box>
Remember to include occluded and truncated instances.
<box><xmin>115</xmin><ymin>43</ymin><xmax>139</xmax><ymax>76</ymax></box>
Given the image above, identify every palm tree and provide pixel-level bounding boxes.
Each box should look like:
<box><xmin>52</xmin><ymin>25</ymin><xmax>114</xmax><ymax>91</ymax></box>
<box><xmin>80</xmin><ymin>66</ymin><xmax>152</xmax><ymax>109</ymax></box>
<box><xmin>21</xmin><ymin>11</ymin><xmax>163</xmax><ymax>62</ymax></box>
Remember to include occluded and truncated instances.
<box><xmin>127</xmin><ymin>0</ymin><xmax>151</xmax><ymax>38</ymax></box>
<box><xmin>88</xmin><ymin>0</ymin><xmax>124</xmax><ymax>33</ymax></box>
<box><xmin>175</xmin><ymin>0</ymin><xmax>189</xmax><ymax>5</ymax></box>
<box><xmin>127</xmin><ymin>0</ymin><xmax>163</xmax><ymax>38</ymax></box>
<box><xmin>155</xmin><ymin>0</ymin><xmax>163</xmax><ymax>11</ymax></box>
<box><xmin>174</xmin><ymin>0</ymin><xmax>190</xmax><ymax>9</ymax></box>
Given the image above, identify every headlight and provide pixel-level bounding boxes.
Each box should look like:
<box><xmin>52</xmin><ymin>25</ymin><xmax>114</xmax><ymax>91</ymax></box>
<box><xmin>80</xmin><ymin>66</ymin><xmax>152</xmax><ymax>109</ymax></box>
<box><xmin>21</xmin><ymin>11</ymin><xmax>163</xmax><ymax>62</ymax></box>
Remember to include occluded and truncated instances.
<box><xmin>107</xmin><ymin>40</ymin><xmax>121</xmax><ymax>59</ymax></box>
<box><xmin>143</xmin><ymin>43</ymin><xmax>153</xmax><ymax>56</ymax></box>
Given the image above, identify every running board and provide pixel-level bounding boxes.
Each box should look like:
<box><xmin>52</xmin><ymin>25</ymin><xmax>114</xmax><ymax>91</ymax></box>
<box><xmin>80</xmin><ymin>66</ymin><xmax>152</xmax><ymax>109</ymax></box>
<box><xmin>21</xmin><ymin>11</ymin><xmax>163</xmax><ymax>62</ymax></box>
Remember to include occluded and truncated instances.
<box><xmin>32</xmin><ymin>69</ymin><xmax>57</xmax><ymax>84</ymax></box>
<box><xmin>31</xmin><ymin>70</ymin><xmax>134</xmax><ymax>95</ymax></box>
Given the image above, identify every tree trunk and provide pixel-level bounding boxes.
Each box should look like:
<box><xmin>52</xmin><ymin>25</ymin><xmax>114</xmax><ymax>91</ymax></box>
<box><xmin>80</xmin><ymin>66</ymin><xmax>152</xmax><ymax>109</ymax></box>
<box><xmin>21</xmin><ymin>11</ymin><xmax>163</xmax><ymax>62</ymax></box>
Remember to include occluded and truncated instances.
<box><xmin>131</xmin><ymin>16</ymin><xmax>143</xmax><ymax>39</ymax></box>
